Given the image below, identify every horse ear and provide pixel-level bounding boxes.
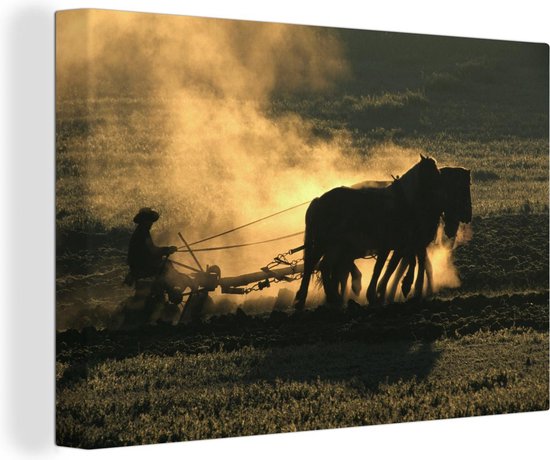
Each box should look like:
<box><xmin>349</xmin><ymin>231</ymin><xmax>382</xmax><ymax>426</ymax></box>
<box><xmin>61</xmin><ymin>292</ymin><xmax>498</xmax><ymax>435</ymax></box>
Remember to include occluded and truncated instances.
<box><xmin>420</xmin><ymin>154</ymin><xmax>426</xmax><ymax>160</ymax></box>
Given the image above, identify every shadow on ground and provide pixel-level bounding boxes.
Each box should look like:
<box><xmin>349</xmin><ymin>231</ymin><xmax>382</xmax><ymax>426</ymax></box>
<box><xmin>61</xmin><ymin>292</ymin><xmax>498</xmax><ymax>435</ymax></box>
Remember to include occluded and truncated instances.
<box><xmin>249</xmin><ymin>339</ymin><xmax>440</xmax><ymax>391</ymax></box>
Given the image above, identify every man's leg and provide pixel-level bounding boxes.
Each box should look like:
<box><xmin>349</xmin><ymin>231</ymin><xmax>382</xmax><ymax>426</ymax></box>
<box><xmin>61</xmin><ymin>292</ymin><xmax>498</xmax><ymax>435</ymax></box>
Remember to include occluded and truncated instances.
<box><xmin>160</xmin><ymin>261</ymin><xmax>194</xmax><ymax>303</ymax></box>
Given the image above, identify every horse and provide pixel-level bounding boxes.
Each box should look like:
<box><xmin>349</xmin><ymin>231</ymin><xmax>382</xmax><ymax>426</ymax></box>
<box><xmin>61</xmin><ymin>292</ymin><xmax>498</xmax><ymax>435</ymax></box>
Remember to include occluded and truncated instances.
<box><xmin>382</xmin><ymin>166</ymin><xmax>472</xmax><ymax>301</ymax></box>
<box><xmin>293</xmin><ymin>155</ymin><xmax>441</xmax><ymax>309</ymax></box>
<box><xmin>337</xmin><ymin>167</ymin><xmax>471</xmax><ymax>304</ymax></box>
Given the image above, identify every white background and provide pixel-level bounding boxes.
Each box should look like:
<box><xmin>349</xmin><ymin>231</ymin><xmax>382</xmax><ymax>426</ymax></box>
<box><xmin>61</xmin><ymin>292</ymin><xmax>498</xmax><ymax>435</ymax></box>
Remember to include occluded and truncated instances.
<box><xmin>0</xmin><ymin>0</ymin><xmax>548</xmax><ymax>458</ymax></box>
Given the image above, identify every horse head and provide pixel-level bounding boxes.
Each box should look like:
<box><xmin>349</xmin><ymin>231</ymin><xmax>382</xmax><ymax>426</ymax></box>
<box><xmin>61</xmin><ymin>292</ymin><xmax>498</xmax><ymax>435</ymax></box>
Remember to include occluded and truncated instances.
<box><xmin>418</xmin><ymin>154</ymin><xmax>441</xmax><ymax>191</ymax></box>
<box><xmin>440</xmin><ymin>167</ymin><xmax>472</xmax><ymax>238</ymax></box>
<box><xmin>396</xmin><ymin>154</ymin><xmax>441</xmax><ymax>208</ymax></box>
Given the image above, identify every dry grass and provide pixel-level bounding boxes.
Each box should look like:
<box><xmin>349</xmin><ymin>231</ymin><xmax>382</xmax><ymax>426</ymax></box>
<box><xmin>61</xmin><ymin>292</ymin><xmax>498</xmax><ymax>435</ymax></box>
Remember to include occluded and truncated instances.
<box><xmin>56</xmin><ymin>329</ymin><xmax>549</xmax><ymax>448</ymax></box>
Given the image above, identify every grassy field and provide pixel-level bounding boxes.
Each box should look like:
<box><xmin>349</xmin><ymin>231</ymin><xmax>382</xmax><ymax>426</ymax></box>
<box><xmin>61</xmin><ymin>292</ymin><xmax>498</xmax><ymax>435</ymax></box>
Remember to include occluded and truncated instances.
<box><xmin>56</xmin><ymin>26</ymin><xmax>548</xmax><ymax>448</ymax></box>
<box><xmin>57</xmin><ymin>327</ymin><xmax>548</xmax><ymax>448</ymax></box>
<box><xmin>56</xmin><ymin>289</ymin><xmax>549</xmax><ymax>447</ymax></box>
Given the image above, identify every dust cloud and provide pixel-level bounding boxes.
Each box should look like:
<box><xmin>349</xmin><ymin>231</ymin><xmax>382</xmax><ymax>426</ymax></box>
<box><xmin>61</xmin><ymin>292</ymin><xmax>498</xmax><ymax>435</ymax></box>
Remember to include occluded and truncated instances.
<box><xmin>427</xmin><ymin>225</ymin><xmax>461</xmax><ymax>293</ymax></box>
<box><xmin>56</xmin><ymin>10</ymin><xmax>463</xmax><ymax>313</ymax></box>
<box><xmin>56</xmin><ymin>10</ymin><xmax>348</xmax><ymax>101</ymax></box>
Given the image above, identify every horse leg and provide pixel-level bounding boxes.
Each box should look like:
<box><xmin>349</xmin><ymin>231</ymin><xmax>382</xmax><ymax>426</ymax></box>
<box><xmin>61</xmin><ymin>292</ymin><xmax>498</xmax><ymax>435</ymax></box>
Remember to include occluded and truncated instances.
<box><xmin>413</xmin><ymin>248</ymin><xmax>427</xmax><ymax>299</ymax></box>
<box><xmin>367</xmin><ymin>249</ymin><xmax>389</xmax><ymax>305</ymax></box>
<box><xmin>387</xmin><ymin>258</ymin><xmax>407</xmax><ymax>302</ymax></box>
<box><xmin>350</xmin><ymin>262</ymin><xmax>362</xmax><ymax>297</ymax></box>
<box><xmin>294</xmin><ymin>247</ymin><xmax>322</xmax><ymax>310</ymax></box>
<box><xmin>336</xmin><ymin>260</ymin><xmax>351</xmax><ymax>305</ymax></box>
<box><xmin>377</xmin><ymin>250</ymin><xmax>402</xmax><ymax>304</ymax></box>
<box><xmin>332</xmin><ymin>258</ymin><xmax>349</xmax><ymax>298</ymax></box>
<box><xmin>330</xmin><ymin>256</ymin><xmax>350</xmax><ymax>307</ymax></box>
<box><xmin>335</xmin><ymin>257</ymin><xmax>361</xmax><ymax>306</ymax></box>
<box><xmin>424</xmin><ymin>252</ymin><xmax>434</xmax><ymax>296</ymax></box>
<box><xmin>320</xmin><ymin>257</ymin><xmax>340</xmax><ymax>306</ymax></box>
<box><xmin>401</xmin><ymin>254</ymin><xmax>416</xmax><ymax>298</ymax></box>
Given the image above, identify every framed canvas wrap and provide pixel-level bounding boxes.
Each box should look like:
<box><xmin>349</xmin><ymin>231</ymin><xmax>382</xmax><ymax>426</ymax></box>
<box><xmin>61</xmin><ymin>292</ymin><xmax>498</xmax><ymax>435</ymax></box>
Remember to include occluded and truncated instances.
<box><xmin>55</xmin><ymin>9</ymin><xmax>549</xmax><ymax>449</ymax></box>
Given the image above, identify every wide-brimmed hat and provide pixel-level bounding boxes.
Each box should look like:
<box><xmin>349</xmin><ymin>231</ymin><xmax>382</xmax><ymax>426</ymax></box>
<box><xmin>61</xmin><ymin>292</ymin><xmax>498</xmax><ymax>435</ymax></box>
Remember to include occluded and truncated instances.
<box><xmin>133</xmin><ymin>207</ymin><xmax>160</xmax><ymax>224</ymax></box>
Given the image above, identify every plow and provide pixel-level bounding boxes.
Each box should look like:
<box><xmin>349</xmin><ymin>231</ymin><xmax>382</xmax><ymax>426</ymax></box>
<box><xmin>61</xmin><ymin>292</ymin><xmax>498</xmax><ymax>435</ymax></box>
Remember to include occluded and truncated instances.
<box><xmin>175</xmin><ymin>243</ymin><xmax>305</xmax><ymax>296</ymax></box>
<box><xmin>120</xmin><ymin>200</ymin><xmax>312</xmax><ymax>326</ymax></box>
<box><xmin>173</xmin><ymin>197</ymin><xmax>311</xmax><ymax>293</ymax></box>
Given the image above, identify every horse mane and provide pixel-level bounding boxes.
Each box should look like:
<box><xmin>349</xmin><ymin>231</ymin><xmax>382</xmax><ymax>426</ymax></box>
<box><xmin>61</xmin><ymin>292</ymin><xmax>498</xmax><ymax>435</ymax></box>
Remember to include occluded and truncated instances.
<box><xmin>392</xmin><ymin>155</ymin><xmax>439</xmax><ymax>207</ymax></box>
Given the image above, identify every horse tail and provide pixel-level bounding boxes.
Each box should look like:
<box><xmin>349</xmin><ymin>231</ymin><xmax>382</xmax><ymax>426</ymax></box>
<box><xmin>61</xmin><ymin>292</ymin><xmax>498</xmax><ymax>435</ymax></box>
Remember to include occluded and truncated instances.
<box><xmin>294</xmin><ymin>198</ymin><xmax>322</xmax><ymax>309</ymax></box>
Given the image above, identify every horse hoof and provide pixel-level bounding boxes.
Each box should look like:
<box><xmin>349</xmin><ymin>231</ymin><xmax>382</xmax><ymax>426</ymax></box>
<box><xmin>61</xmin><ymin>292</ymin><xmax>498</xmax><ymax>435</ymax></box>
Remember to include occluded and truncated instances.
<box><xmin>367</xmin><ymin>294</ymin><xmax>381</xmax><ymax>306</ymax></box>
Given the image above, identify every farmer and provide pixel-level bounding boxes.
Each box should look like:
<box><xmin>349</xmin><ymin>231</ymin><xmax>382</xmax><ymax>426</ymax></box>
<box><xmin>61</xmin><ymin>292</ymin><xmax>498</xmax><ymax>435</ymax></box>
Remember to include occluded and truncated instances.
<box><xmin>125</xmin><ymin>207</ymin><xmax>191</xmax><ymax>303</ymax></box>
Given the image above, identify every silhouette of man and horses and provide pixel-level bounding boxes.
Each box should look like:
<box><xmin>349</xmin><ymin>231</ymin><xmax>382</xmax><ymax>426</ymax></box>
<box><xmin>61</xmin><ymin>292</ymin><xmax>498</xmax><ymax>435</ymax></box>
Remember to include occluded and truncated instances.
<box><xmin>294</xmin><ymin>156</ymin><xmax>472</xmax><ymax>309</ymax></box>
<box><xmin>124</xmin><ymin>157</ymin><xmax>471</xmax><ymax>314</ymax></box>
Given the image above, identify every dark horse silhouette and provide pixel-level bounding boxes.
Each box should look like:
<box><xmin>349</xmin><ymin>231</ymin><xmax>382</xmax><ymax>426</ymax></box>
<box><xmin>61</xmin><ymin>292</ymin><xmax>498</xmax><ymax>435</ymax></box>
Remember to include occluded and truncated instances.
<box><xmin>381</xmin><ymin>166</ymin><xmax>472</xmax><ymax>301</ymax></box>
<box><xmin>331</xmin><ymin>167</ymin><xmax>472</xmax><ymax>305</ymax></box>
<box><xmin>294</xmin><ymin>155</ymin><xmax>441</xmax><ymax>309</ymax></box>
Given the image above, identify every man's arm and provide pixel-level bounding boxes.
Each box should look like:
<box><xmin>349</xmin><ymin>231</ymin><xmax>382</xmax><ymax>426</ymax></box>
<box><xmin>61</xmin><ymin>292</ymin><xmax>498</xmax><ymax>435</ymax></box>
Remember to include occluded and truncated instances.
<box><xmin>145</xmin><ymin>236</ymin><xmax>177</xmax><ymax>256</ymax></box>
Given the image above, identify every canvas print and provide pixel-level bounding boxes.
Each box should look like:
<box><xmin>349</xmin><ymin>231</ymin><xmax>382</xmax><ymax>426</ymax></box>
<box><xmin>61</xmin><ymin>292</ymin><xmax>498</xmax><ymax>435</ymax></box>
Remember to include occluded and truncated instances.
<box><xmin>55</xmin><ymin>9</ymin><xmax>549</xmax><ymax>449</ymax></box>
